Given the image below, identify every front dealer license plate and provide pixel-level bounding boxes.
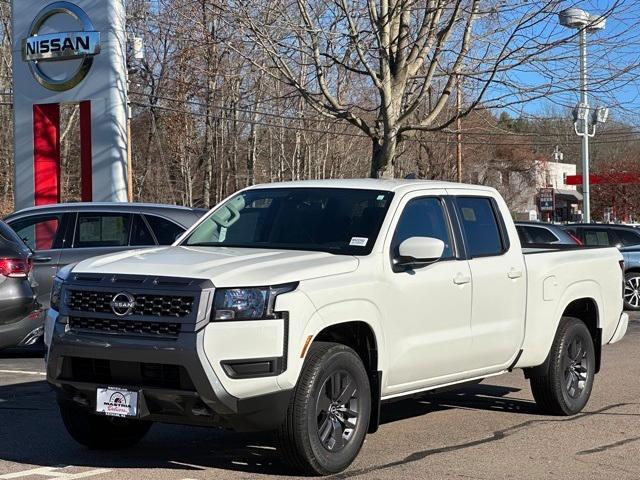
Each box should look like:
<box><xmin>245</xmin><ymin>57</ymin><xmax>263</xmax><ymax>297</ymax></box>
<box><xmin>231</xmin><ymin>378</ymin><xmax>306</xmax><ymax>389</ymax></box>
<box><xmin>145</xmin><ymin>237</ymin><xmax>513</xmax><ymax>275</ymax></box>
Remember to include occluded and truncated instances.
<box><xmin>96</xmin><ymin>387</ymin><xmax>139</xmax><ymax>417</ymax></box>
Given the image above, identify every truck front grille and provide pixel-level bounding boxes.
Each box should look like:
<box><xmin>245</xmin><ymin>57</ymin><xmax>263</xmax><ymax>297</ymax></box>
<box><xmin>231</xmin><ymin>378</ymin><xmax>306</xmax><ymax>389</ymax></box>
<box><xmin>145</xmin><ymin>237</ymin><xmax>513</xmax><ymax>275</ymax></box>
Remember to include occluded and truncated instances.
<box><xmin>67</xmin><ymin>290</ymin><xmax>194</xmax><ymax>318</ymax></box>
<box><xmin>65</xmin><ymin>357</ymin><xmax>195</xmax><ymax>391</ymax></box>
<box><xmin>68</xmin><ymin>316</ymin><xmax>180</xmax><ymax>338</ymax></box>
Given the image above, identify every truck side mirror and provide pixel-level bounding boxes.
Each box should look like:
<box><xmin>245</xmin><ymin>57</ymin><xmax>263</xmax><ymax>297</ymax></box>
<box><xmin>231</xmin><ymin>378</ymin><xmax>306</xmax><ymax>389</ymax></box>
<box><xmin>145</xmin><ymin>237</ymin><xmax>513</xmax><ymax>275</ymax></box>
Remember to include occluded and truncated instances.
<box><xmin>394</xmin><ymin>237</ymin><xmax>445</xmax><ymax>271</ymax></box>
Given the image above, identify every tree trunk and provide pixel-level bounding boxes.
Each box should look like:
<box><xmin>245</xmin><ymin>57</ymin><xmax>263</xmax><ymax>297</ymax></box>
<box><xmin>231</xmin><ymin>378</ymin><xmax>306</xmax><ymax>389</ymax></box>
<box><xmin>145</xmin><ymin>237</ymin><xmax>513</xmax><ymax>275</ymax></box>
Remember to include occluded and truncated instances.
<box><xmin>370</xmin><ymin>135</ymin><xmax>398</xmax><ymax>179</ymax></box>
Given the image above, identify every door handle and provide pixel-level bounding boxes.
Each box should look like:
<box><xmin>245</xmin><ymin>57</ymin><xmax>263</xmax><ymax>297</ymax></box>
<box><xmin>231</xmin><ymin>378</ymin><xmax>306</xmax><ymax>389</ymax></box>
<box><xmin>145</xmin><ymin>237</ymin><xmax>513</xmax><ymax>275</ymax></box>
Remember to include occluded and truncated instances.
<box><xmin>453</xmin><ymin>273</ymin><xmax>471</xmax><ymax>285</ymax></box>
<box><xmin>508</xmin><ymin>268</ymin><xmax>523</xmax><ymax>279</ymax></box>
<box><xmin>31</xmin><ymin>255</ymin><xmax>52</xmax><ymax>263</ymax></box>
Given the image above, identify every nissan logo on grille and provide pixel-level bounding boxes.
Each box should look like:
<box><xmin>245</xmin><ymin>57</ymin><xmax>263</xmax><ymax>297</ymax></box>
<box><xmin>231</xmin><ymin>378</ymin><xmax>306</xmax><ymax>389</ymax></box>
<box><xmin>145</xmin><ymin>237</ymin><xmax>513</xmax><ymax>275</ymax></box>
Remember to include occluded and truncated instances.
<box><xmin>110</xmin><ymin>292</ymin><xmax>136</xmax><ymax>317</ymax></box>
<box><xmin>22</xmin><ymin>1</ymin><xmax>101</xmax><ymax>91</ymax></box>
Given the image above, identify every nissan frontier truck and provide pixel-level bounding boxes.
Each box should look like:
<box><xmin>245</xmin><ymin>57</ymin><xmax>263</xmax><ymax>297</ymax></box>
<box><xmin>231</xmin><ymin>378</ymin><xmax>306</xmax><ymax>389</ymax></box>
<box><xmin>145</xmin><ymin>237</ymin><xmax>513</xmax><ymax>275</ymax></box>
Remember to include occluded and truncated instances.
<box><xmin>44</xmin><ymin>179</ymin><xmax>628</xmax><ymax>475</ymax></box>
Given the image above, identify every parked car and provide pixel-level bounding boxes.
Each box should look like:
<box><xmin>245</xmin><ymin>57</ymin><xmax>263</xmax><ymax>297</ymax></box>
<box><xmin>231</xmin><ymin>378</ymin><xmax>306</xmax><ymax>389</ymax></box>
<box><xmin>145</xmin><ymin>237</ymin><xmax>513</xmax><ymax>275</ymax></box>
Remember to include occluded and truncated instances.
<box><xmin>44</xmin><ymin>180</ymin><xmax>627</xmax><ymax>475</ymax></box>
<box><xmin>564</xmin><ymin>223</ymin><xmax>640</xmax><ymax>310</ymax></box>
<box><xmin>4</xmin><ymin>203</ymin><xmax>206</xmax><ymax>308</ymax></box>
<box><xmin>515</xmin><ymin>221</ymin><xmax>581</xmax><ymax>246</ymax></box>
<box><xmin>0</xmin><ymin>220</ymin><xmax>42</xmax><ymax>349</ymax></box>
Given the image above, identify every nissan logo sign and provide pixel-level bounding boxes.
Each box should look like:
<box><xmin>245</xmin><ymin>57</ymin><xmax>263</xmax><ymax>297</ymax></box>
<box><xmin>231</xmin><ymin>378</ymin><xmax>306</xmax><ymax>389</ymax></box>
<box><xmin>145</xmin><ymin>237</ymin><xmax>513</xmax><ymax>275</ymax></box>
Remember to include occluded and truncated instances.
<box><xmin>22</xmin><ymin>2</ymin><xmax>101</xmax><ymax>91</ymax></box>
<box><xmin>110</xmin><ymin>292</ymin><xmax>136</xmax><ymax>317</ymax></box>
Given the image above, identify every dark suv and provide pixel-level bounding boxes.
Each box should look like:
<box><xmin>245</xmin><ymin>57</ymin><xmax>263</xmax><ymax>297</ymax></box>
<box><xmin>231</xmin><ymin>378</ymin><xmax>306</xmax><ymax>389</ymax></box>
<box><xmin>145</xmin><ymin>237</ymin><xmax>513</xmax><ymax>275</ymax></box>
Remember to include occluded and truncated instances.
<box><xmin>0</xmin><ymin>220</ymin><xmax>41</xmax><ymax>349</ymax></box>
<box><xmin>564</xmin><ymin>223</ymin><xmax>640</xmax><ymax>310</ymax></box>
<box><xmin>5</xmin><ymin>203</ymin><xmax>205</xmax><ymax>308</ymax></box>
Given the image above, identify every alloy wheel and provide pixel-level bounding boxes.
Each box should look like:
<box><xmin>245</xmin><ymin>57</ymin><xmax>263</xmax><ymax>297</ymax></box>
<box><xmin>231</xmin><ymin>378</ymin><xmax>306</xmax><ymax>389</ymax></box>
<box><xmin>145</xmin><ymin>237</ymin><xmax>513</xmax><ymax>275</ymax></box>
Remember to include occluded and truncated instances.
<box><xmin>563</xmin><ymin>334</ymin><xmax>589</xmax><ymax>399</ymax></box>
<box><xmin>624</xmin><ymin>275</ymin><xmax>640</xmax><ymax>308</ymax></box>
<box><xmin>315</xmin><ymin>370</ymin><xmax>359</xmax><ymax>452</ymax></box>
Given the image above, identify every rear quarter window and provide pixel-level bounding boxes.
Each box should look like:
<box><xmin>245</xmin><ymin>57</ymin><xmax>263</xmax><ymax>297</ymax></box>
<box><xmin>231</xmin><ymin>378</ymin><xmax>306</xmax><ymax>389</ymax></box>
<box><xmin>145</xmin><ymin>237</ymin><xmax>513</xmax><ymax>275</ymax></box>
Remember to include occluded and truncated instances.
<box><xmin>144</xmin><ymin>215</ymin><xmax>185</xmax><ymax>245</ymax></box>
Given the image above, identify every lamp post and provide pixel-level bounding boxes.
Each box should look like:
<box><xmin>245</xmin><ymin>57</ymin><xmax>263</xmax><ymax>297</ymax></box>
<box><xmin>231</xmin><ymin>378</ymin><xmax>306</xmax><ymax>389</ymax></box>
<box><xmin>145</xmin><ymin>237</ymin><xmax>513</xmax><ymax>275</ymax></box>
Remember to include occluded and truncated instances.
<box><xmin>559</xmin><ymin>8</ymin><xmax>607</xmax><ymax>223</ymax></box>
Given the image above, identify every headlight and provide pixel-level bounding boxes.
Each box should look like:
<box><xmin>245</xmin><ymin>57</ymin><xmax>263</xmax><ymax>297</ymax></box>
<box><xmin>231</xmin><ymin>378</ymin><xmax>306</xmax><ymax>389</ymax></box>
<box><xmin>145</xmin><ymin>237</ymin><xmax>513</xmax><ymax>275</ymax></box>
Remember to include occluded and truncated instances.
<box><xmin>211</xmin><ymin>282</ymin><xmax>298</xmax><ymax>321</ymax></box>
<box><xmin>50</xmin><ymin>277</ymin><xmax>64</xmax><ymax>311</ymax></box>
<box><xmin>49</xmin><ymin>263</ymin><xmax>75</xmax><ymax>311</ymax></box>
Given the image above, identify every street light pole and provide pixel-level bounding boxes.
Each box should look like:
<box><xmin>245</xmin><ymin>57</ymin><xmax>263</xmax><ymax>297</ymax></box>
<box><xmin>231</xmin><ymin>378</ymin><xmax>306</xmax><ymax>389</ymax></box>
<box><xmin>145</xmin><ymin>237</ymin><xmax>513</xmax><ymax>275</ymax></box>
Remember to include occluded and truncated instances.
<box><xmin>579</xmin><ymin>27</ymin><xmax>591</xmax><ymax>222</ymax></box>
<box><xmin>559</xmin><ymin>8</ymin><xmax>607</xmax><ymax>223</ymax></box>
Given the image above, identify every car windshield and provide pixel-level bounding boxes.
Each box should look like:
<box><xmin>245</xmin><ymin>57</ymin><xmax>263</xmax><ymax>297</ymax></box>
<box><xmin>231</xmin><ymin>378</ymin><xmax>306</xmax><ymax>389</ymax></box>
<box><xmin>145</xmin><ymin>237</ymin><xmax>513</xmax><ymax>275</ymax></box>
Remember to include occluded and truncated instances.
<box><xmin>183</xmin><ymin>188</ymin><xmax>394</xmax><ymax>255</ymax></box>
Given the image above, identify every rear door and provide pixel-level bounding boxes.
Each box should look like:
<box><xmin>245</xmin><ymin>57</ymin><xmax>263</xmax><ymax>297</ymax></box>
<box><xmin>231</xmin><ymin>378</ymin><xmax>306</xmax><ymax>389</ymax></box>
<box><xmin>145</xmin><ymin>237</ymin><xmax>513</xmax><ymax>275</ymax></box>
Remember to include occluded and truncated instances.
<box><xmin>7</xmin><ymin>213</ymin><xmax>68</xmax><ymax>305</ymax></box>
<box><xmin>451</xmin><ymin>193</ymin><xmax>527</xmax><ymax>370</ymax></box>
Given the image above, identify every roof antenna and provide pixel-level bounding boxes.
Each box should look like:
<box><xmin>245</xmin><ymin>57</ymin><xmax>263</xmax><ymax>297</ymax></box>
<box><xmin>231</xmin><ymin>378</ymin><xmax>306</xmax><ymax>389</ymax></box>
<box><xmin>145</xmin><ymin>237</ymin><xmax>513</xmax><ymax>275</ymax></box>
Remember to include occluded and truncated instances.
<box><xmin>404</xmin><ymin>173</ymin><xmax>417</xmax><ymax>179</ymax></box>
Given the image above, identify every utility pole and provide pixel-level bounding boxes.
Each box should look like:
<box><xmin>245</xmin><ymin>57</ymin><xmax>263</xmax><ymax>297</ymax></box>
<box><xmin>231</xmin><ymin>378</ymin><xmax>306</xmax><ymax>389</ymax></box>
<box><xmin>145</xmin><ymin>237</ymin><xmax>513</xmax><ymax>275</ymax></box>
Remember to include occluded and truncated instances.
<box><xmin>456</xmin><ymin>74</ymin><xmax>463</xmax><ymax>183</ymax></box>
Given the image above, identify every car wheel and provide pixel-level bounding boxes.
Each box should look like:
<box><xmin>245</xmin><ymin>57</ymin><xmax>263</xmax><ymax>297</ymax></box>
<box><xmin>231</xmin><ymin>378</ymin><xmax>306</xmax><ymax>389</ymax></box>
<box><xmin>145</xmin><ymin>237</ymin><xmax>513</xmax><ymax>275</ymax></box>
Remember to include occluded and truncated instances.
<box><xmin>59</xmin><ymin>401</ymin><xmax>152</xmax><ymax>449</ymax></box>
<box><xmin>529</xmin><ymin>317</ymin><xmax>595</xmax><ymax>416</ymax></box>
<box><xmin>277</xmin><ymin>341</ymin><xmax>371</xmax><ymax>475</ymax></box>
<box><xmin>623</xmin><ymin>273</ymin><xmax>640</xmax><ymax>311</ymax></box>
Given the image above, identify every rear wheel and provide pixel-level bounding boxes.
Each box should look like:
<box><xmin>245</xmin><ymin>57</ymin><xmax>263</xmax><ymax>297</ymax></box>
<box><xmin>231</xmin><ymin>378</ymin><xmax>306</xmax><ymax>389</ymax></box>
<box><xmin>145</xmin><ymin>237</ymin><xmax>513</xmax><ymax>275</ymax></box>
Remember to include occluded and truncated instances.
<box><xmin>59</xmin><ymin>401</ymin><xmax>152</xmax><ymax>449</ymax></box>
<box><xmin>623</xmin><ymin>273</ymin><xmax>640</xmax><ymax>311</ymax></box>
<box><xmin>530</xmin><ymin>317</ymin><xmax>595</xmax><ymax>415</ymax></box>
<box><xmin>278</xmin><ymin>342</ymin><xmax>371</xmax><ymax>475</ymax></box>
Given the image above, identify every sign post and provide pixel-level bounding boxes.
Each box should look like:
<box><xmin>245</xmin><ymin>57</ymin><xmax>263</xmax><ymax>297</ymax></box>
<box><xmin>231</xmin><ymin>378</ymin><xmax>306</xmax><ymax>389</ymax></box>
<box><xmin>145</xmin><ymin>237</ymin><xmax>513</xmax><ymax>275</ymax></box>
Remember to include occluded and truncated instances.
<box><xmin>12</xmin><ymin>0</ymin><xmax>129</xmax><ymax>209</ymax></box>
<box><xmin>539</xmin><ymin>188</ymin><xmax>555</xmax><ymax>222</ymax></box>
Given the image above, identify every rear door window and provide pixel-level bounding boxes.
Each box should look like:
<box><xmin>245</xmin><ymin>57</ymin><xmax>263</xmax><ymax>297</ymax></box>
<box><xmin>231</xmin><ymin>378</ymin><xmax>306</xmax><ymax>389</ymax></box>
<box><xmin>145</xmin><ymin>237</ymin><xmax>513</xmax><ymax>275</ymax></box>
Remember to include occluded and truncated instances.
<box><xmin>9</xmin><ymin>214</ymin><xmax>63</xmax><ymax>250</ymax></box>
<box><xmin>74</xmin><ymin>213</ymin><xmax>132</xmax><ymax>248</ymax></box>
<box><xmin>525</xmin><ymin>226</ymin><xmax>559</xmax><ymax>244</ymax></box>
<box><xmin>144</xmin><ymin>215</ymin><xmax>185</xmax><ymax>245</ymax></box>
<box><xmin>456</xmin><ymin>197</ymin><xmax>505</xmax><ymax>257</ymax></box>
<box><xmin>581</xmin><ymin>228</ymin><xmax>614</xmax><ymax>246</ymax></box>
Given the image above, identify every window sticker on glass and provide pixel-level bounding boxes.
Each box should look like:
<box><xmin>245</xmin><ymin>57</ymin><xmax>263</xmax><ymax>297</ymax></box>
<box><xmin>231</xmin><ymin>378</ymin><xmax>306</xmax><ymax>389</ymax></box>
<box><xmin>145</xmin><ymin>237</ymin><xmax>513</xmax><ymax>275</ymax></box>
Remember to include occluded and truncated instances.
<box><xmin>102</xmin><ymin>217</ymin><xmax>125</xmax><ymax>242</ymax></box>
<box><xmin>461</xmin><ymin>207</ymin><xmax>477</xmax><ymax>222</ymax></box>
<box><xmin>349</xmin><ymin>237</ymin><xmax>368</xmax><ymax>247</ymax></box>
<box><xmin>79</xmin><ymin>217</ymin><xmax>101</xmax><ymax>241</ymax></box>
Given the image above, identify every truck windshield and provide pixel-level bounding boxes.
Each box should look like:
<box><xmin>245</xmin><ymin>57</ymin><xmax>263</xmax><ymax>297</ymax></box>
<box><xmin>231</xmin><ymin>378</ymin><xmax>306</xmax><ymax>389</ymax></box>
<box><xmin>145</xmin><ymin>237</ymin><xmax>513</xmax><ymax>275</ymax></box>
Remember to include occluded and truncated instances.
<box><xmin>183</xmin><ymin>188</ymin><xmax>394</xmax><ymax>255</ymax></box>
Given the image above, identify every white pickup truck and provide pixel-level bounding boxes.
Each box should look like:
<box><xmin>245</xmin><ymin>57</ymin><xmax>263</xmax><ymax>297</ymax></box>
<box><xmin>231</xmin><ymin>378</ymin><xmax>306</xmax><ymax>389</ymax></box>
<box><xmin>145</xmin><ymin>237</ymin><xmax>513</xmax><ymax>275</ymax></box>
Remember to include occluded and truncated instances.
<box><xmin>44</xmin><ymin>180</ymin><xmax>628</xmax><ymax>475</ymax></box>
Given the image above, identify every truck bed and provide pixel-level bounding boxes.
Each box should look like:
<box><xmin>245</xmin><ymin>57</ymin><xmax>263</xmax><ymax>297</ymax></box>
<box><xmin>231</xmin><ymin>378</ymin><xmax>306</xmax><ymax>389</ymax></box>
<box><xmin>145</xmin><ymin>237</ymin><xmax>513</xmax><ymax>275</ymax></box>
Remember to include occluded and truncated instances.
<box><xmin>515</xmin><ymin>245</ymin><xmax>623</xmax><ymax>369</ymax></box>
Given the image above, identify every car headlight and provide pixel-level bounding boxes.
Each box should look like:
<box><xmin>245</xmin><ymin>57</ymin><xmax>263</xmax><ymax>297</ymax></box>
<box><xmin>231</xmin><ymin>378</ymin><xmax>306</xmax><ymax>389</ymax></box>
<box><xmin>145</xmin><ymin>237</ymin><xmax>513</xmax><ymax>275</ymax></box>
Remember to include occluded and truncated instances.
<box><xmin>50</xmin><ymin>277</ymin><xmax>64</xmax><ymax>311</ymax></box>
<box><xmin>50</xmin><ymin>263</ymin><xmax>75</xmax><ymax>311</ymax></box>
<box><xmin>211</xmin><ymin>283</ymin><xmax>298</xmax><ymax>321</ymax></box>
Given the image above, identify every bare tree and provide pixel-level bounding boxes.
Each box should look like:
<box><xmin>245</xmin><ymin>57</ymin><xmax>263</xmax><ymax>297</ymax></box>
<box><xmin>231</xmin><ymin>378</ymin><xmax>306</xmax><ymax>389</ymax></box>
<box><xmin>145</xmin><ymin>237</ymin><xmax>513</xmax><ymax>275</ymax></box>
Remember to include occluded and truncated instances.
<box><xmin>231</xmin><ymin>0</ymin><xmax>635</xmax><ymax>177</ymax></box>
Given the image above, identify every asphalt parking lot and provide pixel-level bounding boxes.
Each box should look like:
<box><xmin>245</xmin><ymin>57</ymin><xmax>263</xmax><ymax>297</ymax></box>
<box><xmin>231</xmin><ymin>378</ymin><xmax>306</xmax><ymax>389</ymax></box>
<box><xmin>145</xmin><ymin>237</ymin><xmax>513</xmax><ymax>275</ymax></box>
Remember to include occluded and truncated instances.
<box><xmin>0</xmin><ymin>316</ymin><xmax>638</xmax><ymax>480</ymax></box>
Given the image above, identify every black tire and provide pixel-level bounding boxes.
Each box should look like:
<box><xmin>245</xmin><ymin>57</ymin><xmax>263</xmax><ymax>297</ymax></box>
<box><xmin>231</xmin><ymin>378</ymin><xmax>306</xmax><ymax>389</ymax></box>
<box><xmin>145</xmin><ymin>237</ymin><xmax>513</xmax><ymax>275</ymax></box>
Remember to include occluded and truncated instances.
<box><xmin>530</xmin><ymin>317</ymin><xmax>596</xmax><ymax>416</ymax></box>
<box><xmin>623</xmin><ymin>273</ymin><xmax>640</xmax><ymax>311</ymax></box>
<box><xmin>59</xmin><ymin>401</ymin><xmax>152</xmax><ymax>449</ymax></box>
<box><xmin>277</xmin><ymin>341</ymin><xmax>371</xmax><ymax>475</ymax></box>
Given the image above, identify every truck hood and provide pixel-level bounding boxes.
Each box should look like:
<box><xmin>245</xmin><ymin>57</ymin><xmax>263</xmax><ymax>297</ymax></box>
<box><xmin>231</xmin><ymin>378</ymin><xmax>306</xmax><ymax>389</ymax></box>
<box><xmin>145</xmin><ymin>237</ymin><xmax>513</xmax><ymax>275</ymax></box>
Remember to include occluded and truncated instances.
<box><xmin>72</xmin><ymin>246</ymin><xmax>359</xmax><ymax>287</ymax></box>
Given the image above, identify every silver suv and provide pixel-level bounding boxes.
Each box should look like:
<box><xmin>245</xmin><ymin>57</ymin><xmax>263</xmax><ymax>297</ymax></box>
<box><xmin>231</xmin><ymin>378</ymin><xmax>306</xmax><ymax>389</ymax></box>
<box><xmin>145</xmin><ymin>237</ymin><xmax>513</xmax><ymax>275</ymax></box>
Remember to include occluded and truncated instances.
<box><xmin>5</xmin><ymin>203</ymin><xmax>205</xmax><ymax>308</ymax></box>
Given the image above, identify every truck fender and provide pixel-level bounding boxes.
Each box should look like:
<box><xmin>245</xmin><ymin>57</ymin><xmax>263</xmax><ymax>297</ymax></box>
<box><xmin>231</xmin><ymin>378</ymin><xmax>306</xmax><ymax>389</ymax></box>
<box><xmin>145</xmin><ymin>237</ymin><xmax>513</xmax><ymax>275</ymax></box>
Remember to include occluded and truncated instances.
<box><xmin>524</xmin><ymin>280</ymin><xmax>603</xmax><ymax>377</ymax></box>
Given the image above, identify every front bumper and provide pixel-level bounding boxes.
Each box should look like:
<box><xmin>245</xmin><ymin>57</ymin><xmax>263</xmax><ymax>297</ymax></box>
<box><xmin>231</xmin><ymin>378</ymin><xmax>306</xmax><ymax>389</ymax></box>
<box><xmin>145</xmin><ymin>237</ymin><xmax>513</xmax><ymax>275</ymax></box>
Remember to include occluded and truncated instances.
<box><xmin>47</xmin><ymin>273</ymin><xmax>292</xmax><ymax>432</ymax></box>
<box><xmin>48</xmin><ymin>320</ymin><xmax>292</xmax><ymax>431</ymax></box>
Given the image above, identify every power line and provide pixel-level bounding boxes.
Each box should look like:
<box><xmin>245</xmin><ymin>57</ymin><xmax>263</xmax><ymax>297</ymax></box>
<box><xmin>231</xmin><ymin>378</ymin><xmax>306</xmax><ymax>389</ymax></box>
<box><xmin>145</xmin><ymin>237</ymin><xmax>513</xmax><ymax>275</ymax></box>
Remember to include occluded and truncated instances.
<box><xmin>130</xmin><ymin>100</ymin><xmax>640</xmax><ymax>147</ymax></box>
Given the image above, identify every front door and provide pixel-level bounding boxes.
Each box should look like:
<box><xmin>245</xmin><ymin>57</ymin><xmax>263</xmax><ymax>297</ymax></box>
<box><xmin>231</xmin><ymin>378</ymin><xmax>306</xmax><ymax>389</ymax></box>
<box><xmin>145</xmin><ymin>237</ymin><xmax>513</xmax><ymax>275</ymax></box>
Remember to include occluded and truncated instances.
<box><xmin>383</xmin><ymin>192</ymin><xmax>473</xmax><ymax>395</ymax></box>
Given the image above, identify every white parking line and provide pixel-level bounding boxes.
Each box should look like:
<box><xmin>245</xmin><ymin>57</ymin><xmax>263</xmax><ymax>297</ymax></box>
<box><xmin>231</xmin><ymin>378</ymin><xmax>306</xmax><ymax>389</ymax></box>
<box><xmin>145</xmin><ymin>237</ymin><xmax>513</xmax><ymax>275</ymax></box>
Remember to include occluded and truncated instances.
<box><xmin>0</xmin><ymin>370</ymin><xmax>46</xmax><ymax>376</ymax></box>
<box><xmin>0</xmin><ymin>466</ymin><xmax>110</xmax><ymax>479</ymax></box>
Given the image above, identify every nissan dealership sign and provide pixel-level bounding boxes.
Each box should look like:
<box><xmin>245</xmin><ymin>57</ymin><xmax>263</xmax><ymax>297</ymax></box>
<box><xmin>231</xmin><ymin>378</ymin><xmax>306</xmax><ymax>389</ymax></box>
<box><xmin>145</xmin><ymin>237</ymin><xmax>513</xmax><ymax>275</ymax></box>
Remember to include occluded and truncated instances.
<box><xmin>12</xmin><ymin>0</ymin><xmax>128</xmax><ymax>210</ymax></box>
<box><xmin>22</xmin><ymin>1</ymin><xmax>101</xmax><ymax>91</ymax></box>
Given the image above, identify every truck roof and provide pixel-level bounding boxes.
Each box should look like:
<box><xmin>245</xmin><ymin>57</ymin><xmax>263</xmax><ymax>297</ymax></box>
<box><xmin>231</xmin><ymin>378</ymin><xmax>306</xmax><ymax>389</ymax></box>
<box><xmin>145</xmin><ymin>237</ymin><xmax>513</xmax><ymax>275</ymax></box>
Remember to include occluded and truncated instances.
<box><xmin>247</xmin><ymin>178</ymin><xmax>497</xmax><ymax>195</ymax></box>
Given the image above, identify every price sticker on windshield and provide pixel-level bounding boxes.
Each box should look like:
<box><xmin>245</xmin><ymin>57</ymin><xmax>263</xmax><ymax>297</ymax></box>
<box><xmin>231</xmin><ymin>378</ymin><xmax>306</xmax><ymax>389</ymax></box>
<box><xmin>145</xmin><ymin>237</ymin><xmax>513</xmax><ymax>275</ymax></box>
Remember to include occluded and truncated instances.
<box><xmin>349</xmin><ymin>237</ymin><xmax>368</xmax><ymax>247</ymax></box>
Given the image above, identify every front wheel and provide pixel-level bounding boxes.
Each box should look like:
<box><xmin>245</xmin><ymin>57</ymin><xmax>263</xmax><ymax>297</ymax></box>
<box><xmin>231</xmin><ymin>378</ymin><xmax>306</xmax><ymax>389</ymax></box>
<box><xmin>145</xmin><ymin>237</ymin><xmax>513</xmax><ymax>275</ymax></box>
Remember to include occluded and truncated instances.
<box><xmin>278</xmin><ymin>341</ymin><xmax>371</xmax><ymax>475</ymax></box>
<box><xmin>529</xmin><ymin>317</ymin><xmax>596</xmax><ymax>416</ymax></box>
<box><xmin>59</xmin><ymin>401</ymin><xmax>152</xmax><ymax>449</ymax></box>
<box><xmin>623</xmin><ymin>273</ymin><xmax>640</xmax><ymax>311</ymax></box>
